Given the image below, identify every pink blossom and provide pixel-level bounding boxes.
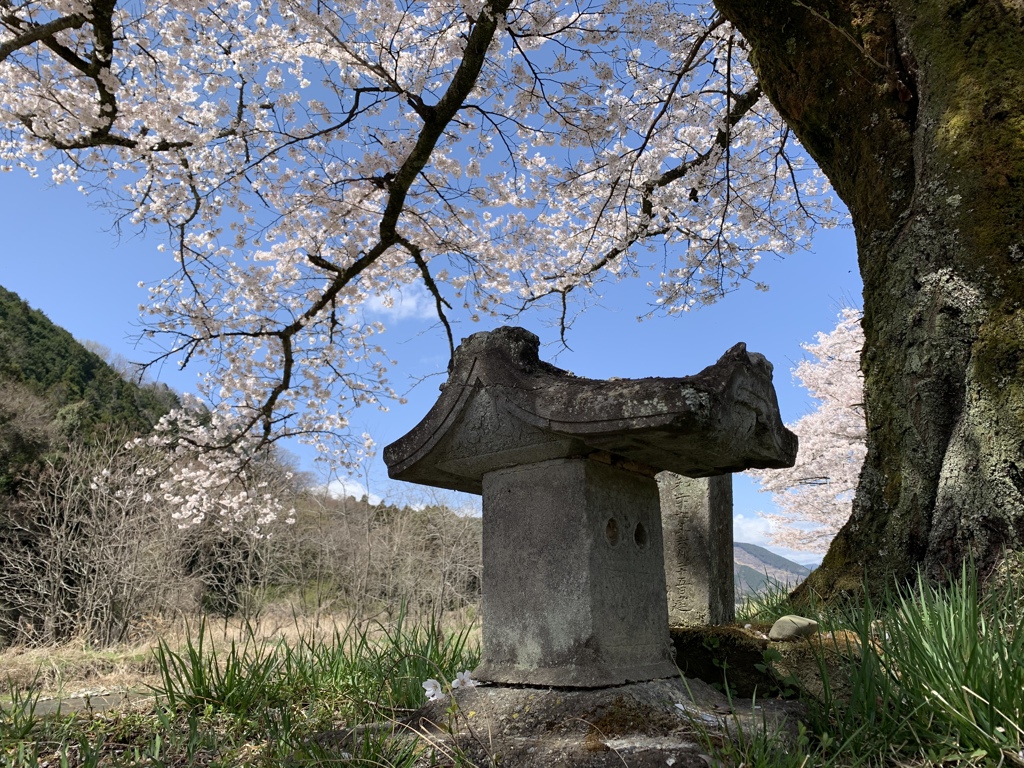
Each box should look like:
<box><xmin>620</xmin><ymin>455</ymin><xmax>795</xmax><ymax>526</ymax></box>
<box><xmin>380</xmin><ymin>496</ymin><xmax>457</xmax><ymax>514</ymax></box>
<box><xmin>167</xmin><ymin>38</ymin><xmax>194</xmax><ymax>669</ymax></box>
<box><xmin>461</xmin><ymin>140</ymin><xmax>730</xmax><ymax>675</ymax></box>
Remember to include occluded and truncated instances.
<box><xmin>747</xmin><ymin>308</ymin><xmax>865</xmax><ymax>553</ymax></box>
<box><xmin>1</xmin><ymin>0</ymin><xmax>836</xmax><ymax>466</ymax></box>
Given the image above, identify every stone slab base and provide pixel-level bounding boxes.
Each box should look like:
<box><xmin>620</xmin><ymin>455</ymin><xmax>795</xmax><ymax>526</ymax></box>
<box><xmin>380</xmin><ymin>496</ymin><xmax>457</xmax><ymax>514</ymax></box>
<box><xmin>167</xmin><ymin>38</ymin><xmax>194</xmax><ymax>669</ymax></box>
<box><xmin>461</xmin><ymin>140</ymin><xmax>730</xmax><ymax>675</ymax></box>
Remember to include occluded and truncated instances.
<box><xmin>408</xmin><ymin>676</ymin><xmax>805</xmax><ymax>767</ymax></box>
<box><xmin>472</xmin><ymin>659</ymin><xmax>679</xmax><ymax>688</ymax></box>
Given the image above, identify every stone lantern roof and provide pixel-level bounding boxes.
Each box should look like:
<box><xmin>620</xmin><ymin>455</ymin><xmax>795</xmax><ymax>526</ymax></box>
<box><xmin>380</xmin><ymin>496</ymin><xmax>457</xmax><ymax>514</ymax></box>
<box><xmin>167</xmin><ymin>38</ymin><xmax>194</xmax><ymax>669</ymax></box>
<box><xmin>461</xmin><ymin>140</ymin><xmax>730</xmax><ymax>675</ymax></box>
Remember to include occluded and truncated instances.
<box><xmin>384</xmin><ymin>326</ymin><xmax>797</xmax><ymax>492</ymax></box>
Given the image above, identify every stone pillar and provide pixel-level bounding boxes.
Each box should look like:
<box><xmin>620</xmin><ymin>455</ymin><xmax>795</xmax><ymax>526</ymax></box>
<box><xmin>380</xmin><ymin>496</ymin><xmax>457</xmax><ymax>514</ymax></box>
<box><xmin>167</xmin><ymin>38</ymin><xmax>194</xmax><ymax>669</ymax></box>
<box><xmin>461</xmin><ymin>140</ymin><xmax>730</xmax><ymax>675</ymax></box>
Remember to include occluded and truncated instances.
<box><xmin>658</xmin><ymin>473</ymin><xmax>735</xmax><ymax>626</ymax></box>
<box><xmin>475</xmin><ymin>457</ymin><xmax>676</xmax><ymax>687</ymax></box>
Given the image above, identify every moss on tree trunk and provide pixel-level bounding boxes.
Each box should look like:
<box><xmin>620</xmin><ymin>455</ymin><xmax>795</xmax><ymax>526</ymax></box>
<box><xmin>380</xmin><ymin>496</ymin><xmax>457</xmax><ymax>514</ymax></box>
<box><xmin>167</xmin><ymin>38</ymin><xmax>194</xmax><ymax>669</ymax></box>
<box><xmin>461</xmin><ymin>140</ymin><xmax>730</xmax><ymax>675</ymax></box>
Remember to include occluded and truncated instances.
<box><xmin>714</xmin><ymin>0</ymin><xmax>1024</xmax><ymax>600</ymax></box>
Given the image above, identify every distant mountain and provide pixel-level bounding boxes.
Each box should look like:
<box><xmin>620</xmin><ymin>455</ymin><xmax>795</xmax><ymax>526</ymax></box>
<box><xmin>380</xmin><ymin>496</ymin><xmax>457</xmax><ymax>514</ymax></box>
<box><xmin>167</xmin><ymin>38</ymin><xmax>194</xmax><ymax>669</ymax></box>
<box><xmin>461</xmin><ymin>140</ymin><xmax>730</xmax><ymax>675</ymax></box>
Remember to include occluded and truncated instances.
<box><xmin>0</xmin><ymin>285</ymin><xmax>178</xmax><ymax>492</ymax></box>
<box><xmin>734</xmin><ymin>542</ymin><xmax>812</xmax><ymax>599</ymax></box>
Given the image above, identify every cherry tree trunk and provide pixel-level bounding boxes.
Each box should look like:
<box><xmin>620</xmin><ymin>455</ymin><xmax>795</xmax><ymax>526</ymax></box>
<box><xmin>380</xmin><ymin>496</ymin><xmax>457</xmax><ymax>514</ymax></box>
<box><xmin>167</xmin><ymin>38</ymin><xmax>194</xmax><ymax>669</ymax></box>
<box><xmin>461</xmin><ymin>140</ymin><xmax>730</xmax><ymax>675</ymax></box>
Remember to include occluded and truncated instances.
<box><xmin>715</xmin><ymin>0</ymin><xmax>1024</xmax><ymax>598</ymax></box>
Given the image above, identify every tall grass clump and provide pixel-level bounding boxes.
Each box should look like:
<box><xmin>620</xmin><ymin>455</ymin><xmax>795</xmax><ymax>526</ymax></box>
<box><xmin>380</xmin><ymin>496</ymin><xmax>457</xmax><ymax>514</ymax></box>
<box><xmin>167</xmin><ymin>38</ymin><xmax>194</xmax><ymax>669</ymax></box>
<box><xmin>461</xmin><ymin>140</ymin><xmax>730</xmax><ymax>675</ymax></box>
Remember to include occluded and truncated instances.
<box><xmin>370</xmin><ymin>607</ymin><xmax>479</xmax><ymax>710</ymax></box>
<box><xmin>2</xmin><ymin>607</ymin><xmax>480</xmax><ymax>766</ymax></box>
<box><xmin>805</xmin><ymin>561</ymin><xmax>1024</xmax><ymax>766</ymax></box>
<box><xmin>0</xmin><ymin>677</ymin><xmax>43</xmax><ymax>743</ymax></box>
<box><xmin>699</xmin><ymin>559</ymin><xmax>1024</xmax><ymax>768</ymax></box>
<box><xmin>281</xmin><ymin>605</ymin><xmax>480</xmax><ymax>722</ymax></box>
<box><xmin>105</xmin><ymin>607</ymin><xmax>479</xmax><ymax>766</ymax></box>
<box><xmin>149</xmin><ymin>606</ymin><xmax>479</xmax><ymax>719</ymax></box>
<box><xmin>877</xmin><ymin>563</ymin><xmax>1023</xmax><ymax>762</ymax></box>
<box><xmin>151</xmin><ymin>617</ymin><xmax>289</xmax><ymax>717</ymax></box>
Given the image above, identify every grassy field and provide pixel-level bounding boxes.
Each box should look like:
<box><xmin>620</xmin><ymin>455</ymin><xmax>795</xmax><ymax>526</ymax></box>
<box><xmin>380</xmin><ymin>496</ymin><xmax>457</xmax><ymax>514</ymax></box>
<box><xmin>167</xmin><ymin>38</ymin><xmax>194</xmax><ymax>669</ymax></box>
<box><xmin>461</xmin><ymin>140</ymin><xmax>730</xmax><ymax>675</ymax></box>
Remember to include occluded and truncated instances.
<box><xmin>1</xmin><ymin>607</ymin><xmax>481</xmax><ymax>766</ymax></box>
<box><xmin>2</xmin><ymin>562</ymin><xmax>1023</xmax><ymax>767</ymax></box>
<box><xmin>727</xmin><ymin>559</ymin><xmax>1024</xmax><ymax>768</ymax></box>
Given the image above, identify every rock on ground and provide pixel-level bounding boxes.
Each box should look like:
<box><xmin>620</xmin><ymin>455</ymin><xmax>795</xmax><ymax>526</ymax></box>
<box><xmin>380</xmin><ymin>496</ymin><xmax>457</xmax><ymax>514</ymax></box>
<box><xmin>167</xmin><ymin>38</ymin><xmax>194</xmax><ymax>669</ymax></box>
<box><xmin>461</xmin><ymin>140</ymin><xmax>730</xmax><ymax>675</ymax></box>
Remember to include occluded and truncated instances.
<box><xmin>768</xmin><ymin>615</ymin><xmax>819</xmax><ymax>642</ymax></box>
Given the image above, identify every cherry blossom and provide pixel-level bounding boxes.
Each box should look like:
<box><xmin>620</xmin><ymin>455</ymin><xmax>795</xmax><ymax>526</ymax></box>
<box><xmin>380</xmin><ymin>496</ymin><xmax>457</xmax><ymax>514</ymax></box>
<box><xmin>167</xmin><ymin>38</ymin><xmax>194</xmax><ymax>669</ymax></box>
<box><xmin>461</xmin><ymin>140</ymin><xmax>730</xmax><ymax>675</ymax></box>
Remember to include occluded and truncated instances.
<box><xmin>746</xmin><ymin>308</ymin><xmax>866</xmax><ymax>552</ymax></box>
<box><xmin>422</xmin><ymin>677</ymin><xmax>445</xmax><ymax>702</ymax></box>
<box><xmin>1</xmin><ymin>0</ymin><xmax>836</xmax><ymax>469</ymax></box>
<box><xmin>133</xmin><ymin>394</ymin><xmax>297</xmax><ymax>536</ymax></box>
<box><xmin>451</xmin><ymin>670</ymin><xmax>479</xmax><ymax>689</ymax></box>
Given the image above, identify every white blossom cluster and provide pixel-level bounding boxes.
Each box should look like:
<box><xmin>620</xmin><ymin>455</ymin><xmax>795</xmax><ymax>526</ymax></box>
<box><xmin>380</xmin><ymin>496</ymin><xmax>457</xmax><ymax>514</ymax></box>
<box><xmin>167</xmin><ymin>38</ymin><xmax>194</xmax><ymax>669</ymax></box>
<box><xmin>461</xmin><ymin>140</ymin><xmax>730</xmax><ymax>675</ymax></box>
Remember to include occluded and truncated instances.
<box><xmin>747</xmin><ymin>308</ymin><xmax>866</xmax><ymax>552</ymax></box>
<box><xmin>78</xmin><ymin>413</ymin><xmax>293</xmax><ymax>538</ymax></box>
<box><xmin>422</xmin><ymin>669</ymin><xmax>478</xmax><ymax>701</ymax></box>
<box><xmin>133</xmin><ymin>394</ymin><xmax>297</xmax><ymax>536</ymax></box>
<box><xmin>2</xmin><ymin>0</ymin><xmax>835</xmax><ymax>465</ymax></box>
<box><xmin>87</xmin><ymin>439</ymin><xmax>169</xmax><ymax>511</ymax></box>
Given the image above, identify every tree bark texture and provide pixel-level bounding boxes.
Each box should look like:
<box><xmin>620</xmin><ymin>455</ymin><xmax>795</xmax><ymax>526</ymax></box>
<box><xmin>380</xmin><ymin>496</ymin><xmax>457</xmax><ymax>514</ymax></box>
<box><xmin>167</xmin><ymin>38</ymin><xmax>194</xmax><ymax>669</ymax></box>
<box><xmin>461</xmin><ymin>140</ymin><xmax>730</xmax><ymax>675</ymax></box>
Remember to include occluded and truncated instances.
<box><xmin>714</xmin><ymin>0</ymin><xmax>1024</xmax><ymax>598</ymax></box>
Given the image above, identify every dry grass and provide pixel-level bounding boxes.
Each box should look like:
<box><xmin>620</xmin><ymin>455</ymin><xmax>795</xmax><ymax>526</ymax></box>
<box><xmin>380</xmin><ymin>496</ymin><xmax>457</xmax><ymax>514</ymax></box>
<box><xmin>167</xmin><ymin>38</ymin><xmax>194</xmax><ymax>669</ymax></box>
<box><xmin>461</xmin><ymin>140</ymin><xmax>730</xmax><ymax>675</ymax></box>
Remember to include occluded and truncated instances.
<box><xmin>1</xmin><ymin>603</ymin><xmax>480</xmax><ymax>704</ymax></box>
<box><xmin>1</xmin><ymin>640</ymin><xmax>159</xmax><ymax>700</ymax></box>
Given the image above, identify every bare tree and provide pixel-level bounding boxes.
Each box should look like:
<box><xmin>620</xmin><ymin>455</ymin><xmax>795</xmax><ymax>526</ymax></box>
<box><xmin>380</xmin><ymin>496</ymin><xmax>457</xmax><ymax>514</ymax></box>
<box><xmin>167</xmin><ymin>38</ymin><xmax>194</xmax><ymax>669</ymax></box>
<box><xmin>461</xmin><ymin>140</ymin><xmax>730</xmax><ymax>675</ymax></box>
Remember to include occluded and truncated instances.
<box><xmin>0</xmin><ymin>432</ymin><xmax>191</xmax><ymax>646</ymax></box>
<box><xmin>270</xmin><ymin>489</ymin><xmax>482</xmax><ymax>620</ymax></box>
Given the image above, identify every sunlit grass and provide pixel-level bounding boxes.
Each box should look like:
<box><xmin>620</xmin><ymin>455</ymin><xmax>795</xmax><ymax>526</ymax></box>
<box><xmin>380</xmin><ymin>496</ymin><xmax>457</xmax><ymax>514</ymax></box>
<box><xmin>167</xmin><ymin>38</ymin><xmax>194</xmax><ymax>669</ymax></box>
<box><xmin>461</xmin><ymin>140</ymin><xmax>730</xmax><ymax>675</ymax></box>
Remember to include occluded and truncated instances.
<box><xmin>850</xmin><ymin>563</ymin><xmax>1024</xmax><ymax>765</ymax></box>
<box><xmin>1</xmin><ymin>606</ymin><xmax>479</xmax><ymax>766</ymax></box>
<box><xmin>697</xmin><ymin>558</ymin><xmax>1024</xmax><ymax>768</ymax></box>
<box><xmin>736</xmin><ymin>575</ymin><xmax>794</xmax><ymax>624</ymax></box>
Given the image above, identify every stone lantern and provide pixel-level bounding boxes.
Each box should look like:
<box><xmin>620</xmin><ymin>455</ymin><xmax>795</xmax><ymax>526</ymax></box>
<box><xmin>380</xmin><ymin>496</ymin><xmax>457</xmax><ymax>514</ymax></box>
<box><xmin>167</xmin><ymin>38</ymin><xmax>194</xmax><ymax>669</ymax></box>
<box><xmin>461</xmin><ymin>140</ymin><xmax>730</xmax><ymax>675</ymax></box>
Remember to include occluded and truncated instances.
<box><xmin>384</xmin><ymin>327</ymin><xmax>796</xmax><ymax>687</ymax></box>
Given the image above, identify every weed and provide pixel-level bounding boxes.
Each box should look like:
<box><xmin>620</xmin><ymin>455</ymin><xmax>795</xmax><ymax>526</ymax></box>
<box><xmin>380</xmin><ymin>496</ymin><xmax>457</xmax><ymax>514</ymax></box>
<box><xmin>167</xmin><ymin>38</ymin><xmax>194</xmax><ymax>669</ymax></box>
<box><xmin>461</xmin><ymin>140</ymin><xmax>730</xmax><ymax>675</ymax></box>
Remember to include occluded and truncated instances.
<box><xmin>6</xmin><ymin>567</ymin><xmax>1022</xmax><ymax>767</ymax></box>
<box><xmin>1</xmin><ymin>676</ymin><xmax>43</xmax><ymax>742</ymax></box>
<box><xmin>150</xmin><ymin>616</ymin><xmax>289</xmax><ymax>717</ymax></box>
<box><xmin>2</xmin><ymin>608</ymin><xmax>481</xmax><ymax>766</ymax></box>
<box><xmin>736</xmin><ymin>576</ymin><xmax>796</xmax><ymax>624</ymax></box>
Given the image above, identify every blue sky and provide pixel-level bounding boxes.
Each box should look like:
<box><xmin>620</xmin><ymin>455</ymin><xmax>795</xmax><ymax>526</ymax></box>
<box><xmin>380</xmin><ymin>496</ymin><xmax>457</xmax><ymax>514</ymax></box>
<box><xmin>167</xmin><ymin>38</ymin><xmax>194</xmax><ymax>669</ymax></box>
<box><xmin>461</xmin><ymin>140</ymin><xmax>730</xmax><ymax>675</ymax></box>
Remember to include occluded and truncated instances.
<box><xmin>1</xmin><ymin>170</ymin><xmax>861</xmax><ymax>566</ymax></box>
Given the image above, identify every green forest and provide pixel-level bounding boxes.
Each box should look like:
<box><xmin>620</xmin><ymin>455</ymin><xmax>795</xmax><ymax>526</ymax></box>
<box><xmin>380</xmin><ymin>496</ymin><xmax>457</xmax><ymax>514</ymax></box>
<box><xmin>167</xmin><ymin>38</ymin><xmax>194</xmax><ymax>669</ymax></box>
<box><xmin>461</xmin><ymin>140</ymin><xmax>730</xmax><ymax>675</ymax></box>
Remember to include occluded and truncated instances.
<box><xmin>0</xmin><ymin>285</ymin><xmax>179</xmax><ymax>493</ymax></box>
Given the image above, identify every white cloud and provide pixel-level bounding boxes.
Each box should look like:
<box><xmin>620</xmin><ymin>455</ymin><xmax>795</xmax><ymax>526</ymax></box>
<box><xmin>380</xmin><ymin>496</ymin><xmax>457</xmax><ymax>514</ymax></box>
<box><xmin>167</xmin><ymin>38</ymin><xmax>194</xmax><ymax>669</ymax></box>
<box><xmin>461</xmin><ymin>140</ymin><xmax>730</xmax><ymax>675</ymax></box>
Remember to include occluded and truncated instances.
<box><xmin>365</xmin><ymin>285</ymin><xmax>436</xmax><ymax>321</ymax></box>
<box><xmin>325</xmin><ymin>476</ymin><xmax>383</xmax><ymax>505</ymax></box>
<box><xmin>733</xmin><ymin>512</ymin><xmax>772</xmax><ymax>546</ymax></box>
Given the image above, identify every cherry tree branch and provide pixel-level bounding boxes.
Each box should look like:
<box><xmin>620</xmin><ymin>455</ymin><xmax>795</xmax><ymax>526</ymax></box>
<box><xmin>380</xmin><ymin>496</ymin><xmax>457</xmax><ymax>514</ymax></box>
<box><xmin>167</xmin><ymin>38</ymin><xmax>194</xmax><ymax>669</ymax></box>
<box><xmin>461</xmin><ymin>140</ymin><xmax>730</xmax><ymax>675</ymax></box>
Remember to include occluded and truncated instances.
<box><xmin>519</xmin><ymin>82</ymin><xmax>764</xmax><ymax>316</ymax></box>
<box><xmin>0</xmin><ymin>12</ymin><xmax>87</xmax><ymax>62</ymax></box>
<box><xmin>2</xmin><ymin>0</ymin><xmax>835</xmax><ymax>467</ymax></box>
<box><xmin>163</xmin><ymin>0</ymin><xmax>514</xmax><ymax>446</ymax></box>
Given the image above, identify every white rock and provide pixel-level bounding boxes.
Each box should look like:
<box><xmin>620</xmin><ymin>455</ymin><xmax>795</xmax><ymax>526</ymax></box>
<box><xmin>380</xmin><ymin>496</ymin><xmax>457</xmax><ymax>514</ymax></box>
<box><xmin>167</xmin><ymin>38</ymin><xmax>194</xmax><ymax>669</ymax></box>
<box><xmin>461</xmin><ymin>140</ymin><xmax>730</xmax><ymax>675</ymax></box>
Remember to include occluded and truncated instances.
<box><xmin>768</xmin><ymin>614</ymin><xmax>819</xmax><ymax>641</ymax></box>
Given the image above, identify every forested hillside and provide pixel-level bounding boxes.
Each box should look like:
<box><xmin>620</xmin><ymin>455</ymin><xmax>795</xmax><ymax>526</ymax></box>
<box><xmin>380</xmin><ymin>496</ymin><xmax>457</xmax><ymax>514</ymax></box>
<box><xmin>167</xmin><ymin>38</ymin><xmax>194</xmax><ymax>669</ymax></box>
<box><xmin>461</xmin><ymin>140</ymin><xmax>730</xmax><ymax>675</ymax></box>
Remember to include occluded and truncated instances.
<box><xmin>0</xmin><ymin>285</ymin><xmax>178</xmax><ymax>492</ymax></box>
<box><xmin>0</xmin><ymin>286</ymin><xmax>481</xmax><ymax>648</ymax></box>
